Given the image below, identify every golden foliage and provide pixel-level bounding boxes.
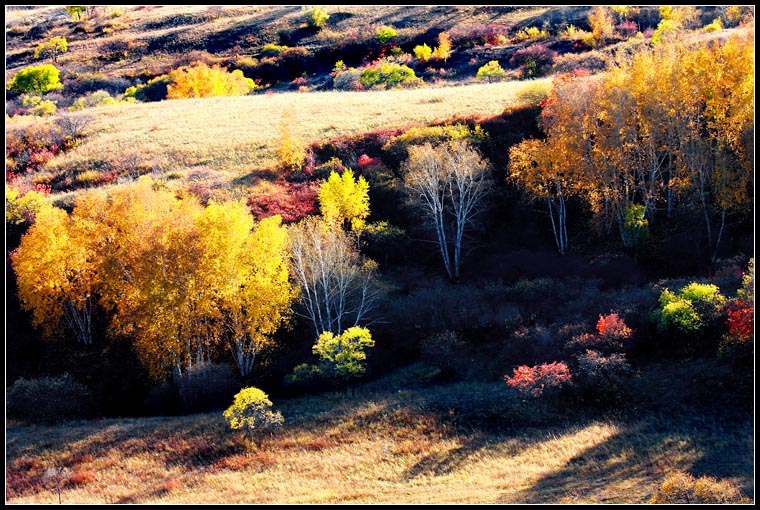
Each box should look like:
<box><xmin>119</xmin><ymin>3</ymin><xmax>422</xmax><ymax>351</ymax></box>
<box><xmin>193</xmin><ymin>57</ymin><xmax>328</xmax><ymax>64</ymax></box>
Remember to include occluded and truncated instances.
<box><xmin>166</xmin><ymin>61</ymin><xmax>256</xmax><ymax>99</ymax></box>
<box><xmin>318</xmin><ymin>169</ymin><xmax>370</xmax><ymax>231</ymax></box>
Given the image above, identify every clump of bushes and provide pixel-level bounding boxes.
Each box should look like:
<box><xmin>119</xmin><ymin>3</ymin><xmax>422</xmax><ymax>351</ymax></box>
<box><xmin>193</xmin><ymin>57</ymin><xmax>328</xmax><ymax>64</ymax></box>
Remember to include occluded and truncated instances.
<box><xmin>7</xmin><ymin>374</ymin><xmax>94</xmax><ymax>423</ymax></box>
<box><xmin>333</xmin><ymin>60</ymin><xmax>423</xmax><ymax>91</ymax></box>
<box><xmin>247</xmin><ymin>180</ymin><xmax>319</xmax><ymax>223</ymax></box>
<box><xmin>7</xmin><ymin>64</ymin><xmax>63</xmax><ymax>95</ymax></box>
<box><xmin>552</xmin><ymin>50</ymin><xmax>611</xmax><ymax>74</ymax></box>
<box><xmin>504</xmin><ymin>361</ymin><xmax>573</xmax><ymax>397</ymax></box>
<box><xmin>359</xmin><ymin>60</ymin><xmax>424</xmax><ymax>90</ymax></box>
<box><xmin>450</xmin><ymin>23</ymin><xmax>509</xmax><ymax>47</ymax></box>
<box><xmin>649</xmin><ymin>471</ymin><xmax>751</xmax><ymax>504</ymax></box>
<box><xmin>508</xmin><ymin>43</ymin><xmax>558</xmax><ymax>78</ymax></box>
<box><xmin>125</xmin><ymin>61</ymin><xmax>255</xmax><ymax>102</ymax></box>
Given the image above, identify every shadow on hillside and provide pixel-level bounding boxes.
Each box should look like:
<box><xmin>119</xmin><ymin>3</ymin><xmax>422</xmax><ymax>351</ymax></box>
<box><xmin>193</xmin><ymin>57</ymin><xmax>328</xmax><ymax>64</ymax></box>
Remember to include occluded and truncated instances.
<box><xmin>501</xmin><ymin>412</ymin><xmax>754</xmax><ymax>504</ymax></box>
<box><xmin>232</xmin><ymin>168</ymin><xmax>281</xmax><ymax>187</ymax></box>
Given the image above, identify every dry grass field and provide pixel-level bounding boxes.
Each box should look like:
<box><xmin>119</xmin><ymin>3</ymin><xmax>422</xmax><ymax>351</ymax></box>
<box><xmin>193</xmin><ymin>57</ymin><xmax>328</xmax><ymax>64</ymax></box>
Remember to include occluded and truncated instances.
<box><xmin>6</xmin><ymin>363</ymin><xmax>754</xmax><ymax>505</ymax></box>
<box><xmin>8</xmin><ymin>77</ymin><xmax>550</xmax><ymax>206</ymax></box>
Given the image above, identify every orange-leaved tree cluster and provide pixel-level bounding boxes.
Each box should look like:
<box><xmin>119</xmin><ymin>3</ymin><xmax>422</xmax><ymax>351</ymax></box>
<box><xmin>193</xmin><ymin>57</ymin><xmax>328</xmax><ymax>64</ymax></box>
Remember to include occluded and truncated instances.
<box><xmin>508</xmin><ymin>32</ymin><xmax>753</xmax><ymax>259</ymax></box>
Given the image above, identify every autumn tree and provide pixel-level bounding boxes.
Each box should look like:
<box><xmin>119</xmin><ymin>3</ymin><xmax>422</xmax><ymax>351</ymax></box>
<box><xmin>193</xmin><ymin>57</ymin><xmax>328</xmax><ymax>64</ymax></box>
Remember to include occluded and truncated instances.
<box><xmin>11</xmin><ymin>202</ymin><xmax>101</xmax><ymax>345</ymax></box>
<box><xmin>34</xmin><ymin>37</ymin><xmax>68</xmax><ymax>64</ymax></box>
<box><xmin>317</xmin><ymin>169</ymin><xmax>370</xmax><ymax>231</ymax></box>
<box><xmin>65</xmin><ymin>6</ymin><xmax>86</xmax><ymax>20</ymax></box>
<box><xmin>525</xmin><ymin>32</ymin><xmax>753</xmax><ymax>257</ymax></box>
<box><xmin>277</xmin><ymin>107</ymin><xmax>307</xmax><ymax>171</ymax></box>
<box><xmin>196</xmin><ymin>202</ymin><xmax>296</xmax><ymax>376</ymax></box>
<box><xmin>475</xmin><ymin>60</ymin><xmax>506</xmax><ymax>82</ymax></box>
<box><xmin>79</xmin><ymin>177</ymin><xmax>294</xmax><ymax>380</ymax></box>
<box><xmin>588</xmin><ymin>6</ymin><xmax>615</xmax><ymax>46</ymax></box>
<box><xmin>432</xmin><ymin>32</ymin><xmax>452</xmax><ymax>62</ymax></box>
<box><xmin>313</xmin><ymin>326</ymin><xmax>375</xmax><ymax>390</ymax></box>
<box><xmin>509</xmin><ymin>138</ymin><xmax>579</xmax><ymax>255</ymax></box>
<box><xmin>288</xmin><ymin>216</ymin><xmax>379</xmax><ymax>339</ymax></box>
<box><xmin>404</xmin><ymin>140</ymin><xmax>492</xmax><ymax>282</ymax></box>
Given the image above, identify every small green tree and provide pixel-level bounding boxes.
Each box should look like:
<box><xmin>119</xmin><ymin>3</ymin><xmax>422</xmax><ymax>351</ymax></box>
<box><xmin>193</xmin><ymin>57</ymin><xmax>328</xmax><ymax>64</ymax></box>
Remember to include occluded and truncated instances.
<box><xmin>313</xmin><ymin>326</ymin><xmax>375</xmax><ymax>392</ymax></box>
<box><xmin>7</xmin><ymin>65</ymin><xmax>63</xmax><ymax>95</ymax></box>
<box><xmin>34</xmin><ymin>37</ymin><xmax>68</xmax><ymax>64</ymax></box>
<box><xmin>304</xmin><ymin>7</ymin><xmax>330</xmax><ymax>28</ymax></box>
<box><xmin>475</xmin><ymin>60</ymin><xmax>507</xmax><ymax>82</ymax></box>
<box><xmin>621</xmin><ymin>203</ymin><xmax>649</xmax><ymax>249</ymax></box>
<box><xmin>223</xmin><ymin>387</ymin><xmax>284</xmax><ymax>442</ymax></box>
<box><xmin>65</xmin><ymin>6</ymin><xmax>87</xmax><ymax>21</ymax></box>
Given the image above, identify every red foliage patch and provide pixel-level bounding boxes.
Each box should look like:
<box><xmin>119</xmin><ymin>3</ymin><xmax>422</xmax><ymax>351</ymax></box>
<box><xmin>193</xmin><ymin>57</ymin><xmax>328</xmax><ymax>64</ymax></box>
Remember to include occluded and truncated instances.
<box><xmin>504</xmin><ymin>361</ymin><xmax>572</xmax><ymax>397</ymax></box>
<box><xmin>68</xmin><ymin>470</ymin><xmax>96</xmax><ymax>486</ymax></box>
<box><xmin>596</xmin><ymin>313</ymin><xmax>632</xmax><ymax>338</ymax></box>
<box><xmin>248</xmin><ymin>180</ymin><xmax>318</xmax><ymax>223</ymax></box>
<box><xmin>727</xmin><ymin>303</ymin><xmax>754</xmax><ymax>341</ymax></box>
<box><xmin>6</xmin><ymin>456</ymin><xmax>46</xmax><ymax>498</ymax></box>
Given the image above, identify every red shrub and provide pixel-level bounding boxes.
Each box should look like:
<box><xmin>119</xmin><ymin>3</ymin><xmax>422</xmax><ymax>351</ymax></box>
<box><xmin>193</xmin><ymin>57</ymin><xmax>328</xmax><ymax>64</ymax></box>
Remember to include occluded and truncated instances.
<box><xmin>727</xmin><ymin>303</ymin><xmax>753</xmax><ymax>341</ymax></box>
<box><xmin>68</xmin><ymin>470</ymin><xmax>96</xmax><ymax>486</ymax></box>
<box><xmin>596</xmin><ymin>313</ymin><xmax>632</xmax><ymax>338</ymax></box>
<box><xmin>357</xmin><ymin>153</ymin><xmax>382</xmax><ymax>169</ymax></box>
<box><xmin>248</xmin><ymin>180</ymin><xmax>318</xmax><ymax>223</ymax></box>
<box><xmin>504</xmin><ymin>361</ymin><xmax>572</xmax><ymax>397</ymax></box>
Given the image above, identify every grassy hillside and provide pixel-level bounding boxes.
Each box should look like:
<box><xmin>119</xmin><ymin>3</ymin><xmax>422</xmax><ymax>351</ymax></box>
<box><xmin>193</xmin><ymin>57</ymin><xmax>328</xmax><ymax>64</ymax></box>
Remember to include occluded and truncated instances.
<box><xmin>6</xmin><ymin>359</ymin><xmax>754</xmax><ymax>504</ymax></box>
<box><xmin>8</xmin><ymin>77</ymin><xmax>549</xmax><ymax>204</ymax></box>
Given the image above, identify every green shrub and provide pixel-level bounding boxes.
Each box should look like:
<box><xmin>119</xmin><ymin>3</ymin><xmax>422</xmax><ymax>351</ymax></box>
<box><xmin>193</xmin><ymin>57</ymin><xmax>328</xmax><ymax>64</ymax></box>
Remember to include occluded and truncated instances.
<box><xmin>7</xmin><ymin>64</ymin><xmax>63</xmax><ymax>95</ymax></box>
<box><xmin>678</xmin><ymin>282</ymin><xmax>727</xmax><ymax>321</ymax></box>
<box><xmin>376</xmin><ymin>26</ymin><xmax>397</xmax><ymax>43</ymax></box>
<box><xmin>7</xmin><ymin>375</ymin><xmax>93</xmax><ymax>423</ymax></box>
<box><xmin>702</xmin><ymin>18</ymin><xmax>722</xmax><ymax>32</ymax></box>
<box><xmin>659</xmin><ymin>292</ymin><xmax>703</xmax><ymax>334</ymax></box>
<box><xmin>223</xmin><ymin>387</ymin><xmax>283</xmax><ymax>438</ymax></box>
<box><xmin>656</xmin><ymin>282</ymin><xmax>727</xmax><ymax>351</ymax></box>
<box><xmin>261</xmin><ymin>43</ymin><xmax>289</xmax><ymax>55</ymax></box>
<box><xmin>21</xmin><ymin>94</ymin><xmax>57</xmax><ymax>116</ymax></box>
<box><xmin>475</xmin><ymin>60</ymin><xmax>507</xmax><ymax>82</ymax></box>
<box><xmin>359</xmin><ymin>61</ymin><xmax>424</xmax><ymax>90</ymax></box>
<box><xmin>124</xmin><ymin>74</ymin><xmax>172</xmax><ymax>102</ymax></box>
<box><xmin>516</xmin><ymin>26</ymin><xmax>549</xmax><ymax>41</ymax></box>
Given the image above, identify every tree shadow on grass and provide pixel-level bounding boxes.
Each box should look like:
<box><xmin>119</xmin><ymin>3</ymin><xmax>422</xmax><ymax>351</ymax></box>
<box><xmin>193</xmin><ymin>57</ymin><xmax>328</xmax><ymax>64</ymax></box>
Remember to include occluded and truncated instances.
<box><xmin>501</xmin><ymin>411</ymin><xmax>754</xmax><ymax>504</ymax></box>
<box><xmin>232</xmin><ymin>168</ymin><xmax>281</xmax><ymax>187</ymax></box>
